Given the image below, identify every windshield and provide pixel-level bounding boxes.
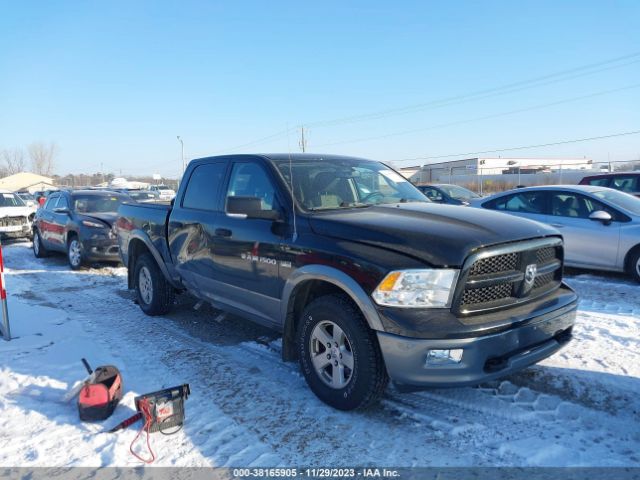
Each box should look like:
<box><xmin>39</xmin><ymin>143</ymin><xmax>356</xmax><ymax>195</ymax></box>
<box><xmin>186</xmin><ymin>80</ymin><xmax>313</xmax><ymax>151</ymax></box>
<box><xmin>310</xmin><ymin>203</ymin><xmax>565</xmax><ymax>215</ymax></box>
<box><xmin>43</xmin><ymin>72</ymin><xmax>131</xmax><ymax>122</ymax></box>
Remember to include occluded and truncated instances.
<box><xmin>273</xmin><ymin>158</ymin><xmax>428</xmax><ymax>210</ymax></box>
<box><xmin>438</xmin><ymin>184</ymin><xmax>480</xmax><ymax>200</ymax></box>
<box><xmin>592</xmin><ymin>189</ymin><xmax>640</xmax><ymax>216</ymax></box>
<box><xmin>72</xmin><ymin>194</ymin><xmax>125</xmax><ymax>214</ymax></box>
<box><xmin>0</xmin><ymin>193</ymin><xmax>26</xmax><ymax>207</ymax></box>
<box><xmin>156</xmin><ymin>185</ymin><xmax>172</xmax><ymax>191</ymax></box>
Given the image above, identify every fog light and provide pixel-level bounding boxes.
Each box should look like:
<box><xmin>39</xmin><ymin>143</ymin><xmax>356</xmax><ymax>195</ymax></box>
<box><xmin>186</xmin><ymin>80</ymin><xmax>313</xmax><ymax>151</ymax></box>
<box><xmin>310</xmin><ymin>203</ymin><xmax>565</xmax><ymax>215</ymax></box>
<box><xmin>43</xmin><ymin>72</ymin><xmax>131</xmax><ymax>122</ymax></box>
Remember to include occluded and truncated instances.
<box><xmin>426</xmin><ymin>349</ymin><xmax>464</xmax><ymax>366</ymax></box>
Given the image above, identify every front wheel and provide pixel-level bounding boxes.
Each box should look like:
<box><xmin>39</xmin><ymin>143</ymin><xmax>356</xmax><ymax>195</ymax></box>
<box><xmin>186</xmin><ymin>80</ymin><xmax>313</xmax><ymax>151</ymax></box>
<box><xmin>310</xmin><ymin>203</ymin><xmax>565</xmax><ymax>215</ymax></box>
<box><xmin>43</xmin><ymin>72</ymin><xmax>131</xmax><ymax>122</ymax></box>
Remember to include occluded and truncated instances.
<box><xmin>628</xmin><ymin>249</ymin><xmax>640</xmax><ymax>283</ymax></box>
<box><xmin>134</xmin><ymin>253</ymin><xmax>175</xmax><ymax>315</ymax></box>
<box><xmin>297</xmin><ymin>294</ymin><xmax>388</xmax><ymax>410</ymax></box>
<box><xmin>67</xmin><ymin>237</ymin><xmax>84</xmax><ymax>270</ymax></box>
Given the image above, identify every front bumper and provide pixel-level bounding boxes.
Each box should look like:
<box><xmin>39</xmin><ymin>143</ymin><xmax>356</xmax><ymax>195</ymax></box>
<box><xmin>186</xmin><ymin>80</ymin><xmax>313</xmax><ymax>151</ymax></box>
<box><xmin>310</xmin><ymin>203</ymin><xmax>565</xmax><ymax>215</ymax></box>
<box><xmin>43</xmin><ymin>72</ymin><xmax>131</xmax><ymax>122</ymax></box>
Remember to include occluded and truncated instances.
<box><xmin>0</xmin><ymin>224</ymin><xmax>32</xmax><ymax>239</ymax></box>
<box><xmin>377</xmin><ymin>289</ymin><xmax>577</xmax><ymax>389</ymax></box>
<box><xmin>81</xmin><ymin>236</ymin><xmax>120</xmax><ymax>262</ymax></box>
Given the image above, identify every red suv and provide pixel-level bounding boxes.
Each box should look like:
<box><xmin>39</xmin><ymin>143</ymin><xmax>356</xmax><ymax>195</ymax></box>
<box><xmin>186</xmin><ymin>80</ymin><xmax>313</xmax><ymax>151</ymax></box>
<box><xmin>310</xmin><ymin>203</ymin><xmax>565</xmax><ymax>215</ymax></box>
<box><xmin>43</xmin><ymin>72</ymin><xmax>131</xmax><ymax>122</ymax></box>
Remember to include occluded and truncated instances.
<box><xmin>579</xmin><ymin>173</ymin><xmax>640</xmax><ymax>197</ymax></box>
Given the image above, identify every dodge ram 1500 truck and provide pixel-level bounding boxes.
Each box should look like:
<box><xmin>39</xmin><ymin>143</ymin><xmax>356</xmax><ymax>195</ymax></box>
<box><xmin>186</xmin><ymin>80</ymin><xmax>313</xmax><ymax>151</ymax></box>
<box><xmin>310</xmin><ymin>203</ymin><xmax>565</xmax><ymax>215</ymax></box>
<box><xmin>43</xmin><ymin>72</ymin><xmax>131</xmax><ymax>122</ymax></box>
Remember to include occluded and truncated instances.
<box><xmin>117</xmin><ymin>154</ymin><xmax>577</xmax><ymax>410</ymax></box>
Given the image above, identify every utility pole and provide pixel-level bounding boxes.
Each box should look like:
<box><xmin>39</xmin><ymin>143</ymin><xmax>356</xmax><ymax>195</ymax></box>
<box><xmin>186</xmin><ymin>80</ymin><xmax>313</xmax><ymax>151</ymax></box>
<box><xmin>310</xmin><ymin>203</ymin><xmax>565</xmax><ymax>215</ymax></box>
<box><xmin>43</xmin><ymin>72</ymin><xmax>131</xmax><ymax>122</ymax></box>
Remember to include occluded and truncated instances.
<box><xmin>177</xmin><ymin>136</ymin><xmax>185</xmax><ymax>174</ymax></box>
<box><xmin>299</xmin><ymin>126</ymin><xmax>307</xmax><ymax>153</ymax></box>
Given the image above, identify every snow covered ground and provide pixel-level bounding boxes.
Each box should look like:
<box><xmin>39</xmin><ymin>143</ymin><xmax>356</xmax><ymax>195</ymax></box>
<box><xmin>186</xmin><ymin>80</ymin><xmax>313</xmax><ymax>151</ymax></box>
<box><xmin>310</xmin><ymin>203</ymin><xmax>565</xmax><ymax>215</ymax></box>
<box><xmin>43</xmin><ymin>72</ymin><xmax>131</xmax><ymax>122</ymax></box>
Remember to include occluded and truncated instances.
<box><xmin>0</xmin><ymin>240</ymin><xmax>638</xmax><ymax>467</ymax></box>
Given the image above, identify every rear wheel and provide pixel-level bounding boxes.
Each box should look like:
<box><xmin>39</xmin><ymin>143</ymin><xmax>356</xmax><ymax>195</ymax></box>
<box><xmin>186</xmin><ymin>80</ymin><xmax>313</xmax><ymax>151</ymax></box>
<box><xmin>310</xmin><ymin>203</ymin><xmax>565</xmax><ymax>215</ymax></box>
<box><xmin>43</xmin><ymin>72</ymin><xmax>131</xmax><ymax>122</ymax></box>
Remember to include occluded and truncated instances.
<box><xmin>134</xmin><ymin>252</ymin><xmax>174</xmax><ymax>315</ymax></box>
<box><xmin>628</xmin><ymin>249</ymin><xmax>640</xmax><ymax>283</ymax></box>
<box><xmin>297</xmin><ymin>294</ymin><xmax>388</xmax><ymax>410</ymax></box>
<box><xmin>67</xmin><ymin>236</ymin><xmax>83</xmax><ymax>270</ymax></box>
<box><xmin>32</xmin><ymin>230</ymin><xmax>48</xmax><ymax>258</ymax></box>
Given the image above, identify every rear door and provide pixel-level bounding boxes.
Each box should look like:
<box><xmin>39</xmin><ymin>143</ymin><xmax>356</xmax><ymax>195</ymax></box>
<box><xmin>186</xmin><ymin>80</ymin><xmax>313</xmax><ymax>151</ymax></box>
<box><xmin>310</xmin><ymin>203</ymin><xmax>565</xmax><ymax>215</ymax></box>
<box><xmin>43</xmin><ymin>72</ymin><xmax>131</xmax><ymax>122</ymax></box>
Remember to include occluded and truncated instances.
<box><xmin>38</xmin><ymin>194</ymin><xmax>59</xmax><ymax>249</ymax></box>
<box><xmin>168</xmin><ymin>160</ymin><xmax>228</xmax><ymax>292</ymax></box>
<box><xmin>547</xmin><ymin>190</ymin><xmax>621</xmax><ymax>268</ymax></box>
<box><xmin>484</xmin><ymin>190</ymin><xmax>550</xmax><ymax>224</ymax></box>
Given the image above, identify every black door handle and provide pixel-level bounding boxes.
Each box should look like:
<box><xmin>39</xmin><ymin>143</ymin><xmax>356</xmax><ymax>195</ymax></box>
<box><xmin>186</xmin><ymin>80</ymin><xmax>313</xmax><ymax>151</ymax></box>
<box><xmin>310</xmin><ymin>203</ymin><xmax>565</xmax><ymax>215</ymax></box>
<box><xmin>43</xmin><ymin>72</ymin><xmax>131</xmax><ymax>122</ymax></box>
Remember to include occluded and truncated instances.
<box><xmin>215</xmin><ymin>228</ymin><xmax>232</xmax><ymax>237</ymax></box>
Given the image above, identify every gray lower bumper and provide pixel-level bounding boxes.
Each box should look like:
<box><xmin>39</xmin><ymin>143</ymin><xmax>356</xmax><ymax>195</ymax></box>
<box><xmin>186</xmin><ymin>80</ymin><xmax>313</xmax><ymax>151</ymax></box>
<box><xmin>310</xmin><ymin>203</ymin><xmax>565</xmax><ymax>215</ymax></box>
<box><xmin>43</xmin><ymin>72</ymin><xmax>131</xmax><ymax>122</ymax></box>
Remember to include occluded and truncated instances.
<box><xmin>377</xmin><ymin>300</ymin><xmax>576</xmax><ymax>389</ymax></box>
<box><xmin>81</xmin><ymin>239</ymin><xmax>120</xmax><ymax>262</ymax></box>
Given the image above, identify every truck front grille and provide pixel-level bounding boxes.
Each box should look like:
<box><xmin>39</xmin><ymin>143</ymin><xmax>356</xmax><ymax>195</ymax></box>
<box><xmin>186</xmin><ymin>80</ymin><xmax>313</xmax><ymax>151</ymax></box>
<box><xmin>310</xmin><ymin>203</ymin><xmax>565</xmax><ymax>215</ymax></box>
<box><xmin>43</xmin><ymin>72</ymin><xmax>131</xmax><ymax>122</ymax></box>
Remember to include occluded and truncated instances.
<box><xmin>0</xmin><ymin>216</ymin><xmax>28</xmax><ymax>227</ymax></box>
<box><xmin>455</xmin><ymin>238</ymin><xmax>563</xmax><ymax>316</ymax></box>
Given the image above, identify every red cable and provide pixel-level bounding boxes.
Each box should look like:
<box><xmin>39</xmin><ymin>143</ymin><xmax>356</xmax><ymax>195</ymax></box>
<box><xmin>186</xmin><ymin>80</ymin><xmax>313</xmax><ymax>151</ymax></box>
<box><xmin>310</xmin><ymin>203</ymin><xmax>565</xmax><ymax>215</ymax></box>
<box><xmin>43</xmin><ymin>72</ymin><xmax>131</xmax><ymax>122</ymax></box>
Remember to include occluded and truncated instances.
<box><xmin>129</xmin><ymin>399</ymin><xmax>156</xmax><ymax>464</ymax></box>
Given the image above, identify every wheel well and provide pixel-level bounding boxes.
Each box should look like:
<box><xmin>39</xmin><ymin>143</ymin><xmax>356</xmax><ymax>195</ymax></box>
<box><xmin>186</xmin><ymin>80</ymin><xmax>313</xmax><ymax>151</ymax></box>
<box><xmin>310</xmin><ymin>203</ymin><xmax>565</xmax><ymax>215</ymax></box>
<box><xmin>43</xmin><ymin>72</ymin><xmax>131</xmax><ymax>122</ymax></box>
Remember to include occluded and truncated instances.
<box><xmin>624</xmin><ymin>243</ymin><xmax>640</xmax><ymax>272</ymax></box>
<box><xmin>127</xmin><ymin>238</ymin><xmax>152</xmax><ymax>289</ymax></box>
<box><xmin>281</xmin><ymin>279</ymin><xmax>359</xmax><ymax>362</ymax></box>
<box><xmin>66</xmin><ymin>231</ymin><xmax>78</xmax><ymax>244</ymax></box>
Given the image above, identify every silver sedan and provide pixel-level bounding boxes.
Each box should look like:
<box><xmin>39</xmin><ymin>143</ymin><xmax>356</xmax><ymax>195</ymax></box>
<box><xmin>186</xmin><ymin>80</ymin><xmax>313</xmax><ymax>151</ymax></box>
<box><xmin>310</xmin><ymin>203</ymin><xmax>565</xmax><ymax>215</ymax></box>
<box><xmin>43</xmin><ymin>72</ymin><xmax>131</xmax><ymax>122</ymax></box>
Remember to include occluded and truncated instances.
<box><xmin>471</xmin><ymin>185</ymin><xmax>640</xmax><ymax>282</ymax></box>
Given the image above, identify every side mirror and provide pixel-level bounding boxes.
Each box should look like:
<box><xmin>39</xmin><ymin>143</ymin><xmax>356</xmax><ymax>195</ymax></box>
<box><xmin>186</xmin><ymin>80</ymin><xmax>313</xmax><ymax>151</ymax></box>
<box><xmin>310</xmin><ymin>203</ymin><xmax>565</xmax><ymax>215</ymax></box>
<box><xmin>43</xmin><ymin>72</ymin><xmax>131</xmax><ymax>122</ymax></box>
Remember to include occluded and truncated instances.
<box><xmin>53</xmin><ymin>207</ymin><xmax>70</xmax><ymax>215</ymax></box>
<box><xmin>589</xmin><ymin>210</ymin><xmax>612</xmax><ymax>225</ymax></box>
<box><xmin>227</xmin><ymin>196</ymin><xmax>281</xmax><ymax>221</ymax></box>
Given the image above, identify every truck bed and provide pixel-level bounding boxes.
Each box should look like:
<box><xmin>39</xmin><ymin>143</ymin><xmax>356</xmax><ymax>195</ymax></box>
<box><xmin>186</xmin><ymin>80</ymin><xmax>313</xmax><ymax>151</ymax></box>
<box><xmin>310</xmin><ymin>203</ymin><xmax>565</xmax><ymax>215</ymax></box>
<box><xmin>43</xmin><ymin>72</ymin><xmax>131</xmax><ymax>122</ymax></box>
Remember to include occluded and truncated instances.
<box><xmin>117</xmin><ymin>201</ymin><xmax>173</xmax><ymax>270</ymax></box>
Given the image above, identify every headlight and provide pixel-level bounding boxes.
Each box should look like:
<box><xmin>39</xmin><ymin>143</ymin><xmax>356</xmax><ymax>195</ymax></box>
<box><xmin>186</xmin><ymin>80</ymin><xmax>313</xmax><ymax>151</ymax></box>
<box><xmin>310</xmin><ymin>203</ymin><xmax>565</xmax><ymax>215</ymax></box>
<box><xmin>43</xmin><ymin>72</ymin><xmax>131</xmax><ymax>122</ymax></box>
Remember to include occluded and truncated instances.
<box><xmin>372</xmin><ymin>269</ymin><xmax>459</xmax><ymax>308</ymax></box>
<box><xmin>82</xmin><ymin>220</ymin><xmax>108</xmax><ymax>228</ymax></box>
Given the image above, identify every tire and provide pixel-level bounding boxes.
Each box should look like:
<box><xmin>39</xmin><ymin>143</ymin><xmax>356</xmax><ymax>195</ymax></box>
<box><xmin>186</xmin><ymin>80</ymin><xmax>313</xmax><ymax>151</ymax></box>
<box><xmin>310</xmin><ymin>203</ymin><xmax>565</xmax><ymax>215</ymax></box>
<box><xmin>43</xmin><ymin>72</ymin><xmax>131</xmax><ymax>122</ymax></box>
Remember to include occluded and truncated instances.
<box><xmin>297</xmin><ymin>294</ymin><xmax>388</xmax><ymax>410</ymax></box>
<box><xmin>134</xmin><ymin>252</ymin><xmax>175</xmax><ymax>316</ymax></box>
<box><xmin>67</xmin><ymin>236</ymin><xmax>84</xmax><ymax>270</ymax></box>
<box><xmin>32</xmin><ymin>230</ymin><xmax>48</xmax><ymax>258</ymax></box>
<box><xmin>628</xmin><ymin>249</ymin><xmax>640</xmax><ymax>283</ymax></box>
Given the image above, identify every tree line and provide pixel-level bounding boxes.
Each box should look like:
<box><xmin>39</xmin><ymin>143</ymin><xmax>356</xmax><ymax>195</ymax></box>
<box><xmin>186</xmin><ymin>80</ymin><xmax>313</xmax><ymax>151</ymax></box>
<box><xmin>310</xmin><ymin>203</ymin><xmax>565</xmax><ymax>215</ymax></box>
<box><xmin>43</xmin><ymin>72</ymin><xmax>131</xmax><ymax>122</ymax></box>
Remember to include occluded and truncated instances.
<box><xmin>0</xmin><ymin>142</ymin><xmax>57</xmax><ymax>177</ymax></box>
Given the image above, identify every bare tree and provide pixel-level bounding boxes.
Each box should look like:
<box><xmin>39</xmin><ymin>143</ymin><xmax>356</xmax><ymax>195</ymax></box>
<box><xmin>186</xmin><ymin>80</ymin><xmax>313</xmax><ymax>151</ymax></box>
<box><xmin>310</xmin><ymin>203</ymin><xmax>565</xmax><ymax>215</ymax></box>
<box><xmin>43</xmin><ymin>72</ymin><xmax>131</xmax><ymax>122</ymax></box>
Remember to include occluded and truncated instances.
<box><xmin>1</xmin><ymin>148</ymin><xmax>27</xmax><ymax>175</ymax></box>
<box><xmin>28</xmin><ymin>141</ymin><xmax>58</xmax><ymax>176</ymax></box>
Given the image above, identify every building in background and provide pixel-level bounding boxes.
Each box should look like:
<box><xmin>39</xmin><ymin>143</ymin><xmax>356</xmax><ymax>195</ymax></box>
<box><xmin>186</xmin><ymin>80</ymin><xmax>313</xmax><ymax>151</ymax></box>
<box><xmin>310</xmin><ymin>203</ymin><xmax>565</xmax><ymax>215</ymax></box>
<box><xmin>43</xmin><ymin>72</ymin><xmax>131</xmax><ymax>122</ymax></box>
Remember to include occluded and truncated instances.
<box><xmin>403</xmin><ymin>157</ymin><xmax>592</xmax><ymax>185</ymax></box>
<box><xmin>396</xmin><ymin>157</ymin><xmax>596</xmax><ymax>194</ymax></box>
<box><xmin>0</xmin><ymin>172</ymin><xmax>59</xmax><ymax>193</ymax></box>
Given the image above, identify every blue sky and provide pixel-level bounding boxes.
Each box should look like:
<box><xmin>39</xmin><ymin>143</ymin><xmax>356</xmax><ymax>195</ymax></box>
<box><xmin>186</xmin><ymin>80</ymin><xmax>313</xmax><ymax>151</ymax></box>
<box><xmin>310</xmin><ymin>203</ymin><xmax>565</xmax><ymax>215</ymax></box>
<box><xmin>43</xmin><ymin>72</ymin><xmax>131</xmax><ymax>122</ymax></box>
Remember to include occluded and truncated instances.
<box><xmin>1</xmin><ymin>1</ymin><xmax>639</xmax><ymax>177</ymax></box>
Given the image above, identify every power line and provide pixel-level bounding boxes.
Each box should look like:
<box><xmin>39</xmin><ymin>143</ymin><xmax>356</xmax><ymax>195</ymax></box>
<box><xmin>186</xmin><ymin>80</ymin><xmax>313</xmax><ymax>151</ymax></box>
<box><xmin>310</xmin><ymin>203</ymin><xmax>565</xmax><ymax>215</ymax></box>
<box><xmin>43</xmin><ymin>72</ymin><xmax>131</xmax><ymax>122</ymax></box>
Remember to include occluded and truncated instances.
<box><xmin>391</xmin><ymin>129</ymin><xmax>640</xmax><ymax>164</ymax></box>
<box><xmin>315</xmin><ymin>83</ymin><xmax>640</xmax><ymax>147</ymax></box>
<box><xmin>206</xmin><ymin>51</ymin><xmax>640</xmax><ymax>153</ymax></box>
<box><xmin>304</xmin><ymin>54</ymin><xmax>640</xmax><ymax>128</ymax></box>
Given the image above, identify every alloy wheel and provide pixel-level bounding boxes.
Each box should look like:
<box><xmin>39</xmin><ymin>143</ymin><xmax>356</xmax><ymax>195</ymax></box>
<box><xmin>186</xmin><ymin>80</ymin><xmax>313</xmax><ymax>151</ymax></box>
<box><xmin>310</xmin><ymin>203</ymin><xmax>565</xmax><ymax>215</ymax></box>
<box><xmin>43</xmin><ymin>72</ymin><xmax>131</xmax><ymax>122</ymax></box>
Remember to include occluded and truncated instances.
<box><xmin>309</xmin><ymin>320</ymin><xmax>355</xmax><ymax>389</ymax></box>
<box><xmin>69</xmin><ymin>240</ymin><xmax>82</xmax><ymax>267</ymax></box>
<box><xmin>138</xmin><ymin>266</ymin><xmax>153</xmax><ymax>305</ymax></box>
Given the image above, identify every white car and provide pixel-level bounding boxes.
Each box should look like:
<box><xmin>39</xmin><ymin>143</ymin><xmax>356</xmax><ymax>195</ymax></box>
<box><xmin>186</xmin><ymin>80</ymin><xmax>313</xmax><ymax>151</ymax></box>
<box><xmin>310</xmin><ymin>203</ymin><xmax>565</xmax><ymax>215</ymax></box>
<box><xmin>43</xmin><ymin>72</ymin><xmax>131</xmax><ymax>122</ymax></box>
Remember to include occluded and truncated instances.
<box><xmin>0</xmin><ymin>190</ymin><xmax>35</xmax><ymax>240</ymax></box>
<box><xmin>149</xmin><ymin>185</ymin><xmax>176</xmax><ymax>201</ymax></box>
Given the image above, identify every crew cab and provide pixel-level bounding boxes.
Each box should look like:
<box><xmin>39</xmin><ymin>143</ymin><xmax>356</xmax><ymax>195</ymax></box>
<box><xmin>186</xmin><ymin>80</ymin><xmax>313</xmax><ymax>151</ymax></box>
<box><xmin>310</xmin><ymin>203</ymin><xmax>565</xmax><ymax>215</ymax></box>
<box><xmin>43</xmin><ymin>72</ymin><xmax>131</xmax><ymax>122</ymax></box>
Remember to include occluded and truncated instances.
<box><xmin>117</xmin><ymin>154</ymin><xmax>578</xmax><ymax>410</ymax></box>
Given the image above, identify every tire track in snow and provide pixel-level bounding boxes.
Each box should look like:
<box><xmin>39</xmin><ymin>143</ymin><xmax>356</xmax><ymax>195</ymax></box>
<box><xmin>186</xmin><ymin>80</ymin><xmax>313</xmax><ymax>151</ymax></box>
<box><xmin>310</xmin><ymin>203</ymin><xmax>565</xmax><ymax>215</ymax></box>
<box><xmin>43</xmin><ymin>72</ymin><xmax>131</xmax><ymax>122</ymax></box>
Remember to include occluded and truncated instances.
<box><xmin>4</xmin><ymin>243</ymin><xmax>640</xmax><ymax>466</ymax></box>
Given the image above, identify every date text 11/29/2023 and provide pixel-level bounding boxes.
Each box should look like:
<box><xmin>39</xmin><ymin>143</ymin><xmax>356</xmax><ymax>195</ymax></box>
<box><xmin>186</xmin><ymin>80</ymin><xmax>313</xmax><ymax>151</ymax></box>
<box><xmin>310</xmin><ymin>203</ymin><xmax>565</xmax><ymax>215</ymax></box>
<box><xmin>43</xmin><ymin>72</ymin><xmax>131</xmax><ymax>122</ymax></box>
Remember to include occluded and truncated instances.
<box><xmin>232</xmin><ymin>468</ymin><xmax>400</xmax><ymax>478</ymax></box>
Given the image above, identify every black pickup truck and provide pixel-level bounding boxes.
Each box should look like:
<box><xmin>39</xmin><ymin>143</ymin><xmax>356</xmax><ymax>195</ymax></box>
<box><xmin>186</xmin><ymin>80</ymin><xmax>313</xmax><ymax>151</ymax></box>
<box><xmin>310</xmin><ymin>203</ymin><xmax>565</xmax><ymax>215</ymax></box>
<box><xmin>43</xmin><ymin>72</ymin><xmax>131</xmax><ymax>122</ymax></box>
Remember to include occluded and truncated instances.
<box><xmin>117</xmin><ymin>154</ymin><xmax>577</xmax><ymax>410</ymax></box>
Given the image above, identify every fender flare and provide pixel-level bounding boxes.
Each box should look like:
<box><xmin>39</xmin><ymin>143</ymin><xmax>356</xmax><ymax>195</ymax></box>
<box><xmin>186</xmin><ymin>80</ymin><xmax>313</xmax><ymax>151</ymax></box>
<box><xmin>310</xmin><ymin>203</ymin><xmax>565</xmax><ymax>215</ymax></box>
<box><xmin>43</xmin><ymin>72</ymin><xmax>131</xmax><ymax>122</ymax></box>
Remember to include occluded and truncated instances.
<box><xmin>279</xmin><ymin>265</ymin><xmax>385</xmax><ymax>361</ymax></box>
<box><xmin>126</xmin><ymin>230</ymin><xmax>178</xmax><ymax>289</ymax></box>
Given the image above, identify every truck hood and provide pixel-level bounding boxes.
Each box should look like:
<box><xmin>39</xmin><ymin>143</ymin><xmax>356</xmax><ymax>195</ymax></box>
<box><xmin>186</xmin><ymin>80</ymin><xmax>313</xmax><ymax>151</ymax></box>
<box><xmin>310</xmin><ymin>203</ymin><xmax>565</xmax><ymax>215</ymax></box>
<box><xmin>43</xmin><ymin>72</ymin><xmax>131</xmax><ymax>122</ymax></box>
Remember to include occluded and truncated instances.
<box><xmin>308</xmin><ymin>202</ymin><xmax>559</xmax><ymax>267</ymax></box>
<box><xmin>0</xmin><ymin>206</ymin><xmax>34</xmax><ymax>219</ymax></box>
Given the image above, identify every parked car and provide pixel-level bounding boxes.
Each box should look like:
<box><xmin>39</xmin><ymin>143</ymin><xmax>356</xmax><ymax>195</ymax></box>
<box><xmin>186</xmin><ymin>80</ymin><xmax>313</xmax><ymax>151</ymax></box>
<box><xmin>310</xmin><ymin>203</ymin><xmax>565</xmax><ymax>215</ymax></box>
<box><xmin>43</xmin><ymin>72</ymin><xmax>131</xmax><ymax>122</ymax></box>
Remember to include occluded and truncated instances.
<box><xmin>32</xmin><ymin>190</ymin><xmax>129</xmax><ymax>269</ymax></box>
<box><xmin>149</xmin><ymin>184</ymin><xmax>176</xmax><ymax>201</ymax></box>
<box><xmin>16</xmin><ymin>192</ymin><xmax>38</xmax><ymax>208</ymax></box>
<box><xmin>117</xmin><ymin>153</ymin><xmax>577</xmax><ymax>410</ymax></box>
<box><xmin>473</xmin><ymin>185</ymin><xmax>640</xmax><ymax>281</ymax></box>
<box><xmin>416</xmin><ymin>184</ymin><xmax>480</xmax><ymax>205</ymax></box>
<box><xmin>0</xmin><ymin>190</ymin><xmax>35</xmax><ymax>240</ymax></box>
<box><xmin>579</xmin><ymin>172</ymin><xmax>640</xmax><ymax>197</ymax></box>
<box><xmin>117</xmin><ymin>189</ymin><xmax>161</xmax><ymax>203</ymax></box>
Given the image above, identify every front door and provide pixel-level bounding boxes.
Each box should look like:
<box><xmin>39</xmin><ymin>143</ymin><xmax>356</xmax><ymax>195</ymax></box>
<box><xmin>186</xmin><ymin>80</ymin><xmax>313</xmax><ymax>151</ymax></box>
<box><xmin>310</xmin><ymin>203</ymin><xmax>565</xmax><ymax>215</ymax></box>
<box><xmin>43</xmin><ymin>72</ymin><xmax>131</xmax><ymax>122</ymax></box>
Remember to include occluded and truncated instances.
<box><xmin>548</xmin><ymin>190</ymin><xmax>621</xmax><ymax>268</ymax></box>
<box><xmin>49</xmin><ymin>194</ymin><xmax>71</xmax><ymax>247</ymax></box>
<box><xmin>212</xmin><ymin>160</ymin><xmax>284</xmax><ymax>326</ymax></box>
